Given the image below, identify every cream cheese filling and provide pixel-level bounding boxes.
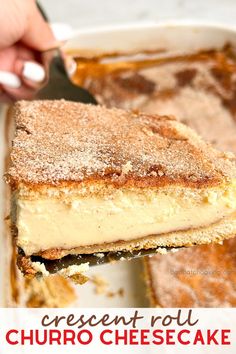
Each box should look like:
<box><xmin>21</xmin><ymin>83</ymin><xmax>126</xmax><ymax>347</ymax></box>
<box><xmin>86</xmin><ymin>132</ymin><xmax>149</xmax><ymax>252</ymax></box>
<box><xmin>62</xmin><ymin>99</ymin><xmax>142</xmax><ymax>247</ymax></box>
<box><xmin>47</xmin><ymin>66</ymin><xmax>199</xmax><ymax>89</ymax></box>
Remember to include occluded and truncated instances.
<box><xmin>15</xmin><ymin>184</ymin><xmax>236</xmax><ymax>256</ymax></box>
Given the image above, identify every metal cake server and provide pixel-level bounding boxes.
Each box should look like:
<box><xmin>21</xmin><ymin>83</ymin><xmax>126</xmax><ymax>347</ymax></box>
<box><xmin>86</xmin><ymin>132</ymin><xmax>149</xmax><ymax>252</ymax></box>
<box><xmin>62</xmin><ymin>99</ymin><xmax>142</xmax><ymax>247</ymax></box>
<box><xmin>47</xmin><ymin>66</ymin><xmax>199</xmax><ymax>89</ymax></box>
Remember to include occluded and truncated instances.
<box><xmin>31</xmin><ymin>246</ymin><xmax>182</xmax><ymax>274</ymax></box>
<box><xmin>37</xmin><ymin>54</ymin><xmax>97</xmax><ymax>103</ymax></box>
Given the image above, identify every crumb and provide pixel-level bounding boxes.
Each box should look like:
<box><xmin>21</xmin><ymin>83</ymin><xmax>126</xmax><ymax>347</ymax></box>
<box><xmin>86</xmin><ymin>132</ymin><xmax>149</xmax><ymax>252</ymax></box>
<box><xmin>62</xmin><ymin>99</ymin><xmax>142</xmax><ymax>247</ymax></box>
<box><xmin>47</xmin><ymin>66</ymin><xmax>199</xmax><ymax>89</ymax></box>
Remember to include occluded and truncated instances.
<box><xmin>58</xmin><ymin>263</ymin><xmax>90</xmax><ymax>284</ymax></box>
<box><xmin>171</xmin><ymin>248</ymin><xmax>180</xmax><ymax>253</ymax></box>
<box><xmin>121</xmin><ymin>161</ymin><xmax>132</xmax><ymax>174</ymax></box>
<box><xmin>69</xmin><ymin>273</ymin><xmax>89</xmax><ymax>285</ymax></box>
<box><xmin>95</xmin><ymin>253</ymin><xmax>105</xmax><ymax>258</ymax></box>
<box><xmin>91</xmin><ymin>275</ymin><xmax>109</xmax><ymax>295</ymax></box>
<box><xmin>157</xmin><ymin>170</ymin><xmax>164</xmax><ymax>177</ymax></box>
<box><xmin>118</xmin><ymin>287</ymin><xmax>124</xmax><ymax>297</ymax></box>
<box><xmin>107</xmin><ymin>291</ymin><xmax>115</xmax><ymax>298</ymax></box>
<box><xmin>58</xmin><ymin>263</ymin><xmax>89</xmax><ymax>277</ymax></box>
<box><xmin>106</xmin><ymin>287</ymin><xmax>124</xmax><ymax>298</ymax></box>
<box><xmin>90</xmin><ymin>275</ymin><xmax>125</xmax><ymax>298</ymax></box>
<box><xmin>119</xmin><ymin>257</ymin><xmax>126</xmax><ymax>261</ymax></box>
<box><xmin>25</xmin><ymin>276</ymin><xmax>77</xmax><ymax>308</ymax></box>
<box><xmin>150</xmin><ymin>171</ymin><xmax>157</xmax><ymax>177</ymax></box>
<box><xmin>32</xmin><ymin>262</ymin><xmax>49</xmax><ymax>277</ymax></box>
<box><xmin>156</xmin><ymin>247</ymin><xmax>168</xmax><ymax>255</ymax></box>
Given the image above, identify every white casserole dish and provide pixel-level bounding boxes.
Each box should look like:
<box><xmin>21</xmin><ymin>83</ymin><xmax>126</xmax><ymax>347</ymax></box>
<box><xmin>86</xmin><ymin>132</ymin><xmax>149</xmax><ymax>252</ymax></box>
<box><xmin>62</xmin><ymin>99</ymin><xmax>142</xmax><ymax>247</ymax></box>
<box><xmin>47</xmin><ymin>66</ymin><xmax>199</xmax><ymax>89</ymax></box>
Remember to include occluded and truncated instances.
<box><xmin>1</xmin><ymin>21</ymin><xmax>236</xmax><ymax>307</ymax></box>
<box><xmin>63</xmin><ymin>21</ymin><xmax>236</xmax><ymax>55</ymax></box>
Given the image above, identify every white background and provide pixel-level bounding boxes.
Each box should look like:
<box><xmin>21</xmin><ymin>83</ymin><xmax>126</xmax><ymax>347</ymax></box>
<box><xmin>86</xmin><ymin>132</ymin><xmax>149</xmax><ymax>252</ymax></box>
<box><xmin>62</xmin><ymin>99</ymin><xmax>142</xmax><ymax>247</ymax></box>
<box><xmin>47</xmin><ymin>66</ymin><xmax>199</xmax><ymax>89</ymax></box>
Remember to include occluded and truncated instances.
<box><xmin>40</xmin><ymin>0</ymin><xmax>236</xmax><ymax>28</ymax></box>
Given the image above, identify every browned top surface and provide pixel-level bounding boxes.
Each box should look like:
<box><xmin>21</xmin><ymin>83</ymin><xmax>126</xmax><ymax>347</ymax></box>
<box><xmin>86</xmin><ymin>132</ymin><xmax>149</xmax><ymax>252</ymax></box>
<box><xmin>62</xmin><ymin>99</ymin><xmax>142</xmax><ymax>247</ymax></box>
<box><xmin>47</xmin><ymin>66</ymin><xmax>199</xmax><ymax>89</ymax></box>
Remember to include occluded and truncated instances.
<box><xmin>147</xmin><ymin>238</ymin><xmax>236</xmax><ymax>307</ymax></box>
<box><xmin>7</xmin><ymin>100</ymin><xmax>236</xmax><ymax>187</ymax></box>
<box><xmin>78</xmin><ymin>47</ymin><xmax>236</xmax><ymax>153</ymax></box>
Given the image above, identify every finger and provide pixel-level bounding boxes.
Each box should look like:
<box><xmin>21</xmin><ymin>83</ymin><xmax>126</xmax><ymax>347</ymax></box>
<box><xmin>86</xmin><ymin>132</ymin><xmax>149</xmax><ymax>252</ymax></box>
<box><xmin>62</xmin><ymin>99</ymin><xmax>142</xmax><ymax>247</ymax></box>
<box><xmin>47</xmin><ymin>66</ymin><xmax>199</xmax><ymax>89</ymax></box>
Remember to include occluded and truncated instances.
<box><xmin>16</xmin><ymin>44</ymin><xmax>52</xmax><ymax>89</ymax></box>
<box><xmin>0</xmin><ymin>91</ymin><xmax>15</xmax><ymax>104</ymax></box>
<box><xmin>0</xmin><ymin>0</ymin><xmax>27</xmax><ymax>49</ymax></box>
<box><xmin>0</xmin><ymin>43</ymin><xmax>50</xmax><ymax>100</ymax></box>
<box><xmin>21</xmin><ymin>1</ymin><xmax>57</xmax><ymax>51</ymax></box>
<box><xmin>3</xmin><ymin>83</ymin><xmax>38</xmax><ymax>101</ymax></box>
<box><xmin>15</xmin><ymin>59</ymin><xmax>46</xmax><ymax>89</ymax></box>
<box><xmin>2</xmin><ymin>44</ymin><xmax>47</xmax><ymax>90</ymax></box>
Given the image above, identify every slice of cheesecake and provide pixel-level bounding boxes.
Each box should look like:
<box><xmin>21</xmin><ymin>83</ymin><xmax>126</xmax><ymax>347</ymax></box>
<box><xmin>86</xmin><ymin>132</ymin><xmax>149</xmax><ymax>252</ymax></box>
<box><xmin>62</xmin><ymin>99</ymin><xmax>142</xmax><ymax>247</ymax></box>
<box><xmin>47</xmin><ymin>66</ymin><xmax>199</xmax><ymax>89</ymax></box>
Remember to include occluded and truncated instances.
<box><xmin>6</xmin><ymin>100</ymin><xmax>236</xmax><ymax>278</ymax></box>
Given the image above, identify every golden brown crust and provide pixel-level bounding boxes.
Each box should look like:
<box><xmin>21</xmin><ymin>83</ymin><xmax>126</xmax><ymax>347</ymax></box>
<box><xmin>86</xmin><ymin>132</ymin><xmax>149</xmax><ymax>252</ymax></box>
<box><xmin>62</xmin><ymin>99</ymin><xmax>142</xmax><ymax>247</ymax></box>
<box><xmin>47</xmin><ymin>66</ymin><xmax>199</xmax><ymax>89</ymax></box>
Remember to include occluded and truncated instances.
<box><xmin>6</xmin><ymin>100</ymin><xmax>236</xmax><ymax>190</ymax></box>
<box><xmin>17</xmin><ymin>255</ymin><xmax>37</xmax><ymax>279</ymax></box>
<box><xmin>145</xmin><ymin>237</ymin><xmax>236</xmax><ymax>307</ymax></box>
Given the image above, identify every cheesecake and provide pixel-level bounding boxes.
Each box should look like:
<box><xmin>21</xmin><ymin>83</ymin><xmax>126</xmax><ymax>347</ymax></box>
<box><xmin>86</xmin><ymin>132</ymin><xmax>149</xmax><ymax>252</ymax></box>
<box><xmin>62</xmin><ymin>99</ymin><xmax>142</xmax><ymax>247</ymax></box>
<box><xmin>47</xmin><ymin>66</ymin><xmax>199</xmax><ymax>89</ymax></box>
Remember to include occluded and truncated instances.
<box><xmin>144</xmin><ymin>238</ymin><xmax>236</xmax><ymax>307</ymax></box>
<box><xmin>6</xmin><ymin>100</ymin><xmax>236</xmax><ymax>278</ymax></box>
<box><xmin>73</xmin><ymin>45</ymin><xmax>236</xmax><ymax>153</ymax></box>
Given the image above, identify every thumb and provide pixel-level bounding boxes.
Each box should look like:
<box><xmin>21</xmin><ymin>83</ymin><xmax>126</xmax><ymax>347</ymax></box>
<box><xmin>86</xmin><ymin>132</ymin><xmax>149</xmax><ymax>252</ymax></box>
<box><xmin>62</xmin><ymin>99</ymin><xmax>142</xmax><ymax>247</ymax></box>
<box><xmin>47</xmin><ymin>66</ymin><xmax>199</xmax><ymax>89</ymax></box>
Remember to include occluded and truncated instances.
<box><xmin>21</xmin><ymin>1</ymin><xmax>58</xmax><ymax>51</ymax></box>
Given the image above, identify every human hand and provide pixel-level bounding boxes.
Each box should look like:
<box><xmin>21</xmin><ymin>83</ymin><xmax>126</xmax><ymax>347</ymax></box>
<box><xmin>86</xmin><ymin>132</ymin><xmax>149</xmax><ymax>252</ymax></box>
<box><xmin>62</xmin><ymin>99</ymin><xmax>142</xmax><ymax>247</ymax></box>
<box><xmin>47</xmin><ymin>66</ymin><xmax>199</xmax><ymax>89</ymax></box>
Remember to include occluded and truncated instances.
<box><xmin>0</xmin><ymin>0</ymin><xmax>57</xmax><ymax>103</ymax></box>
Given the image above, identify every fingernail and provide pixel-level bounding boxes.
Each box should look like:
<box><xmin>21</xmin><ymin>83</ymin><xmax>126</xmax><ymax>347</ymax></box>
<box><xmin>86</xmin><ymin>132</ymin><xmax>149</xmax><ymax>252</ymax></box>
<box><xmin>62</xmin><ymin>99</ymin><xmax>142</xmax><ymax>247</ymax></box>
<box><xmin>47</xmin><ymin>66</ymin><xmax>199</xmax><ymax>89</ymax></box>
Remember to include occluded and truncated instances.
<box><xmin>23</xmin><ymin>62</ymin><xmax>46</xmax><ymax>83</ymax></box>
<box><xmin>50</xmin><ymin>23</ymin><xmax>73</xmax><ymax>42</ymax></box>
<box><xmin>0</xmin><ymin>71</ymin><xmax>21</xmax><ymax>88</ymax></box>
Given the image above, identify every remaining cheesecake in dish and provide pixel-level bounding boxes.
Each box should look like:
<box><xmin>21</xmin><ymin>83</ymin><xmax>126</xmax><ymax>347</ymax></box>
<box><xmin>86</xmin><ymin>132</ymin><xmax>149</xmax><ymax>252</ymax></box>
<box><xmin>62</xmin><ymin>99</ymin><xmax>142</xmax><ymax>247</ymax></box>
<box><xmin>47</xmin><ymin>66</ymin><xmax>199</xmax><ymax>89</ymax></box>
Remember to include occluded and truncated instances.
<box><xmin>6</xmin><ymin>100</ymin><xmax>236</xmax><ymax>277</ymax></box>
<box><xmin>72</xmin><ymin>45</ymin><xmax>236</xmax><ymax>152</ymax></box>
<box><xmin>144</xmin><ymin>238</ymin><xmax>236</xmax><ymax>307</ymax></box>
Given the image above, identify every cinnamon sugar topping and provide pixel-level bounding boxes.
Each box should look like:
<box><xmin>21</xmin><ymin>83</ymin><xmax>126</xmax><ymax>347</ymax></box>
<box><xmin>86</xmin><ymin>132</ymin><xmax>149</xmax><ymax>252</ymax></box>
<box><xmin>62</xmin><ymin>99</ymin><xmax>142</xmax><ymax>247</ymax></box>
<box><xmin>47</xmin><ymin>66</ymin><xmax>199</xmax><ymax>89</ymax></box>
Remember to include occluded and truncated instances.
<box><xmin>7</xmin><ymin>100</ymin><xmax>236</xmax><ymax>187</ymax></box>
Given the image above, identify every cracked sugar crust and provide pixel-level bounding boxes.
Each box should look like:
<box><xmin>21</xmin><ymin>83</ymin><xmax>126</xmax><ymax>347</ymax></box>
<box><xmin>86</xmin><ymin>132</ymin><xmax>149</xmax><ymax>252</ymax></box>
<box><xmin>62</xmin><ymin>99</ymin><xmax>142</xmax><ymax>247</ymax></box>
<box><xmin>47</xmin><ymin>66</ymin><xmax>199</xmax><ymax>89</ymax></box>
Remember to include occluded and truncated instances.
<box><xmin>6</xmin><ymin>100</ymin><xmax>236</xmax><ymax>188</ymax></box>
